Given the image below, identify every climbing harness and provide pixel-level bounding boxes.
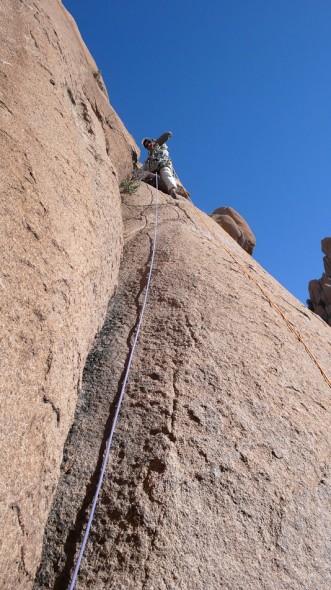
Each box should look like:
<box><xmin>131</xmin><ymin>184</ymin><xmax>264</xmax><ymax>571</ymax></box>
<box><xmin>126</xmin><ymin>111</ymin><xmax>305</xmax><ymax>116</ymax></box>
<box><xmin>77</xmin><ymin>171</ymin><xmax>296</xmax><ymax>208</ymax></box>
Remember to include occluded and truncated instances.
<box><xmin>68</xmin><ymin>177</ymin><xmax>159</xmax><ymax>589</ymax></box>
<box><xmin>187</xmin><ymin>197</ymin><xmax>331</xmax><ymax>389</ymax></box>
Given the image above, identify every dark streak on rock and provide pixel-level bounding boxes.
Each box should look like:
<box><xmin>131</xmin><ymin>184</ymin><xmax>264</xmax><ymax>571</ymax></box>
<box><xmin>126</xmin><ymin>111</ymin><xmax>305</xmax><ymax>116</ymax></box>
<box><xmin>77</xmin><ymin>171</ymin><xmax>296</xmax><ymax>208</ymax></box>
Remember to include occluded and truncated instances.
<box><xmin>43</xmin><ymin>395</ymin><xmax>60</xmax><ymax>425</ymax></box>
<box><xmin>0</xmin><ymin>100</ymin><xmax>13</xmax><ymax>115</ymax></box>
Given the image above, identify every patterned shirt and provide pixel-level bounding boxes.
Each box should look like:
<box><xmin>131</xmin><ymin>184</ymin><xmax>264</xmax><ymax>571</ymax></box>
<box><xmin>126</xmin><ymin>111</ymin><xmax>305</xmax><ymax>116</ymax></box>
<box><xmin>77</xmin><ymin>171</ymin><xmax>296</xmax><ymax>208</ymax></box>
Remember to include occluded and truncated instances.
<box><xmin>143</xmin><ymin>132</ymin><xmax>174</xmax><ymax>172</ymax></box>
<box><xmin>143</xmin><ymin>143</ymin><xmax>172</xmax><ymax>172</ymax></box>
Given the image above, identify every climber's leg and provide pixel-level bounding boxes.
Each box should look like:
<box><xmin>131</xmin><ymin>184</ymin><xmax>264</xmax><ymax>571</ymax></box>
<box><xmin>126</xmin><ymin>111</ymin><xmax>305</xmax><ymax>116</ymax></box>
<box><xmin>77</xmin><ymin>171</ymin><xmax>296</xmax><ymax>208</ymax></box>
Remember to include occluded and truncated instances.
<box><xmin>159</xmin><ymin>166</ymin><xmax>177</xmax><ymax>198</ymax></box>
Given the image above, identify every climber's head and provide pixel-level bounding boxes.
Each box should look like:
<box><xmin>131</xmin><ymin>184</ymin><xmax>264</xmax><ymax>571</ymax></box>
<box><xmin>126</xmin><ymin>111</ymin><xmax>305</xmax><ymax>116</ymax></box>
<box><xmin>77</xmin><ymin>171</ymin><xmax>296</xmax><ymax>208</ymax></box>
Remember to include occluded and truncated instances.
<box><xmin>142</xmin><ymin>137</ymin><xmax>154</xmax><ymax>150</ymax></box>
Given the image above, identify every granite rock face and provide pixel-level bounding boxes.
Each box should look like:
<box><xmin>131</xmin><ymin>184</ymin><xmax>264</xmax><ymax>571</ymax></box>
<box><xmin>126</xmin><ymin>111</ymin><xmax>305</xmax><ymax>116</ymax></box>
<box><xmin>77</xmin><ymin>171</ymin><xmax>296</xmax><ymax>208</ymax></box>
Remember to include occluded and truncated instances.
<box><xmin>210</xmin><ymin>206</ymin><xmax>256</xmax><ymax>255</ymax></box>
<box><xmin>35</xmin><ymin>185</ymin><xmax>331</xmax><ymax>590</ymax></box>
<box><xmin>308</xmin><ymin>238</ymin><xmax>331</xmax><ymax>326</ymax></box>
<box><xmin>0</xmin><ymin>1</ymin><xmax>136</xmax><ymax>588</ymax></box>
<box><xmin>1</xmin><ymin>3</ymin><xmax>331</xmax><ymax>590</ymax></box>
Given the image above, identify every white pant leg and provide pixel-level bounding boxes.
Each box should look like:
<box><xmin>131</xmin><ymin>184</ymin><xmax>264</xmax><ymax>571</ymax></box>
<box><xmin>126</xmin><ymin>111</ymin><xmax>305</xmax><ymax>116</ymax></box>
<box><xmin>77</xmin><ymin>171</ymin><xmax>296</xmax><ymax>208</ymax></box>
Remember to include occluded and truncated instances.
<box><xmin>159</xmin><ymin>166</ymin><xmax>177</xmax><ymax>192</ymax></box>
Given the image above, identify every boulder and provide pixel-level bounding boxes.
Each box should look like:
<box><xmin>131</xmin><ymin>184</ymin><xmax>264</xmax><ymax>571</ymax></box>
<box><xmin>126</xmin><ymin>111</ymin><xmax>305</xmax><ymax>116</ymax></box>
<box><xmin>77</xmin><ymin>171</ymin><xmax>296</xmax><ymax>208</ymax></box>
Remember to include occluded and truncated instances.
<box><xmin>210</xmin><ymin>206</ymin><xmax>256</xmax><ymax>255</ymax></box>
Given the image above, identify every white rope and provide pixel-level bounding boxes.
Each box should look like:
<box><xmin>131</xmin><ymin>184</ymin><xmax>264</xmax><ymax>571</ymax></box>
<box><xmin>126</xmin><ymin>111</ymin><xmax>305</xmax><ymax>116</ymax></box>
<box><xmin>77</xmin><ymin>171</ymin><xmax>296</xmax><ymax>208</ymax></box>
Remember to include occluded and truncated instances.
<box><xmin>69</xmin><ymin>177</ymin><xmax>159</xmax><ymax>589</ymax></box>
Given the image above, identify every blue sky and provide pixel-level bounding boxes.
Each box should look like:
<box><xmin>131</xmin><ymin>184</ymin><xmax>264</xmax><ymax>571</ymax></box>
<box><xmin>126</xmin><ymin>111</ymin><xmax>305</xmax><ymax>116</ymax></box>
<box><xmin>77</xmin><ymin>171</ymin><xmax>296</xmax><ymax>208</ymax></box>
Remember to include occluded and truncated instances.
<box><xmin>63</xmin><ymin>0</ymin><xmax>331</xmax><ymax>304</ymax></box>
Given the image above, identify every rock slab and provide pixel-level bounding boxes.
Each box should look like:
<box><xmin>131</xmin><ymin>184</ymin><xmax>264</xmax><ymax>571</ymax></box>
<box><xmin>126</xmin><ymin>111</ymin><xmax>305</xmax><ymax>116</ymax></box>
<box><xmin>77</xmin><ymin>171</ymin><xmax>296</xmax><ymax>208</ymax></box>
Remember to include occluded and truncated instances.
<box><xmin>1</xmin><ymin>3</ymin><xmax>330</xmax><ymax>589</ymax></box>
<box><xmin>35</xmin><ymin>185</ymin><xmax>331</xmax><ymax>590</ymax></box>
<box><xmin>0</xmin><ymin>1</ymin><xmax>137</xmax><ymax>587</ymax></box>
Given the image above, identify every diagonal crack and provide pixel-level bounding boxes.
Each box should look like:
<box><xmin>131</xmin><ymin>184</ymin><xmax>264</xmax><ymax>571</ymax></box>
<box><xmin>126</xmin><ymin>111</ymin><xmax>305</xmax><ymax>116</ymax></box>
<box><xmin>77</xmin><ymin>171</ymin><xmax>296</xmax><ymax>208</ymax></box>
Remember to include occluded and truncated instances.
<box><xmin>0</xmin><ymin>100</ymin><xmax>13</xmax><ymax>115</ymax></box>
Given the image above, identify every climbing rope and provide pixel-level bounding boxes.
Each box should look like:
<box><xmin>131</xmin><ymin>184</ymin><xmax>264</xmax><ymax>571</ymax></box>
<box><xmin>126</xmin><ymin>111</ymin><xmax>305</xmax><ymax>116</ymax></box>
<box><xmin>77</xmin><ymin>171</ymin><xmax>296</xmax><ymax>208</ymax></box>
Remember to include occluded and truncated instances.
<box><xmin>187</xmin><ymin>197</ymin><xmax>331</xmax><ymax>388</ymax></box>
<box><xmin>67</xmin><ymin>173</ymin><xmax>329</xmax><ymax>587</ymax></box>
<box><xmin>68</xmin><ymin>177</ymin><xmax>159</xmax><ymax>589</ymax></box>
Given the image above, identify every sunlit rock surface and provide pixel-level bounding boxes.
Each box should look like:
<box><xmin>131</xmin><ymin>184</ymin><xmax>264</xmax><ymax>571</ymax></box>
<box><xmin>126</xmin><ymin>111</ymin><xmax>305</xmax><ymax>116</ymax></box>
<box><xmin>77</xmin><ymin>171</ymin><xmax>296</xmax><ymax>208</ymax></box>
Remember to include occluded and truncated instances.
<box><xmin>1</xmin><ymin>3</ymin><xmax>330</xmax><ymax>590</ymax></box>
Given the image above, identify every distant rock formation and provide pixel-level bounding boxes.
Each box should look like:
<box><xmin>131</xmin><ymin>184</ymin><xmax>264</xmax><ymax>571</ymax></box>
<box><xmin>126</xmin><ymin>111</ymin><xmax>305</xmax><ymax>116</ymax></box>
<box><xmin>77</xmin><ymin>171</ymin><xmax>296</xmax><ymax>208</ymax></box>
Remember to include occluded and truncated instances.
<box><xmin>210</xmin><ymin>206</ymin><xmax>256</xmax><ymax>254</ymax></box>
<box><xmin>308</xmin><ymin>237</ymin><xmax>331</xmax><ymax>325</ymax></box>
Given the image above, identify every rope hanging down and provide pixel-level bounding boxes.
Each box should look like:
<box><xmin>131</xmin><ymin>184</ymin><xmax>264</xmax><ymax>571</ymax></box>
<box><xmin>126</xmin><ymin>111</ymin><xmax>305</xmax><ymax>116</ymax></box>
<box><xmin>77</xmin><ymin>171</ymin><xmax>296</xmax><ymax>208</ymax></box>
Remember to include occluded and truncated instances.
<box><xmin>188</xmin><ymin>198</ymin><xmax>331</xmax><ymax>389</ymax></box>
<box><xmin>69</xmin><ymin>178</ymin><xmax>159</xmax><ymax>590</ymax></box>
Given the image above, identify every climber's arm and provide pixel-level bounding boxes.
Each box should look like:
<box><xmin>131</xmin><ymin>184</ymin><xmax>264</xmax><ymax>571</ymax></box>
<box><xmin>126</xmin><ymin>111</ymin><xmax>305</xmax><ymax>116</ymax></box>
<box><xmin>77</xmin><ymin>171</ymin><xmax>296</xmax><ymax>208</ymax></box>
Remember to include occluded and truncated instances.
<box><xmin>155</xmin><ymin>131</ymin><xmax>172</xmax><ymax>146</ymax></box>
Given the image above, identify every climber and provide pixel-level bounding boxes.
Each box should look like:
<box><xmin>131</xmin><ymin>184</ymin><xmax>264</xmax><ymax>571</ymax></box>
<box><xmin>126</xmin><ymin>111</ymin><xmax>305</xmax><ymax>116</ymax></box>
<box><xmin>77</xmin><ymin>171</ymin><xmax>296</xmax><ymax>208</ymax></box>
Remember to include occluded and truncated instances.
<box><xmin>141</xmin><ymin>131</ymin><xmax>178</xmax><ymax>199</ymax></box>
